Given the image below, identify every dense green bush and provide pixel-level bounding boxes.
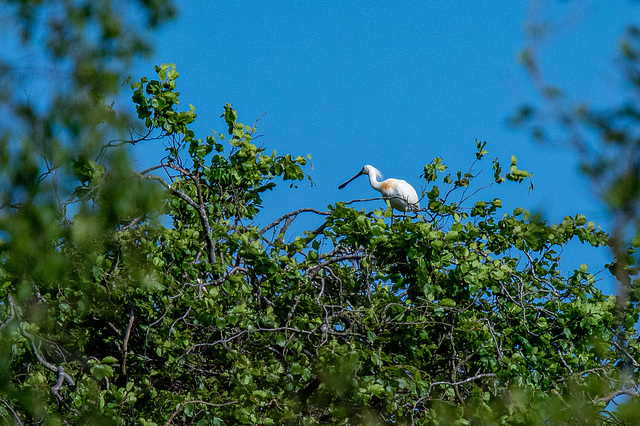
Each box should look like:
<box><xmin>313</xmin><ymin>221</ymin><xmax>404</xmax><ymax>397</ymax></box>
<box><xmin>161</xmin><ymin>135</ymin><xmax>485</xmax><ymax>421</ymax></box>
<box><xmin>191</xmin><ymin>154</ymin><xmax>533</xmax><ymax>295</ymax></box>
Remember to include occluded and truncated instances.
<box><xmin>1</xmin><ymin>64</ymin><xmax>639</xmax><ymax>424</ymax></box>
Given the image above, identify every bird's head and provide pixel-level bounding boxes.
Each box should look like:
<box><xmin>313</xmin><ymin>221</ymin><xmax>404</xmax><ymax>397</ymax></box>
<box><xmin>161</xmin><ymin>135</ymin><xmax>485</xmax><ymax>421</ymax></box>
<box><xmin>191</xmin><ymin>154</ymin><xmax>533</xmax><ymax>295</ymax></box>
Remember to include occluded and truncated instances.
<box><xmin>338</xmin><ymin>164</ymin><xmax>382</xmax><ymax>189</ymax></box>
<box><xmin>361</xmin><ymin>165</ymin><xmax>382</xmax><ymax>180</ymax></box>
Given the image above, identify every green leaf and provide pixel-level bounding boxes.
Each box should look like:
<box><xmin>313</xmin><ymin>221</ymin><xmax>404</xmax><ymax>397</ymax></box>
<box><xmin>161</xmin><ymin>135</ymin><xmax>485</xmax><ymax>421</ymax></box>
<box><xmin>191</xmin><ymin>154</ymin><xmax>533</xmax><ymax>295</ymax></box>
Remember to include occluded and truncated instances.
<box><xmin>440</xmin><ymin>298</ymin><xmax>456</xmax><ymax>307</ymax></box>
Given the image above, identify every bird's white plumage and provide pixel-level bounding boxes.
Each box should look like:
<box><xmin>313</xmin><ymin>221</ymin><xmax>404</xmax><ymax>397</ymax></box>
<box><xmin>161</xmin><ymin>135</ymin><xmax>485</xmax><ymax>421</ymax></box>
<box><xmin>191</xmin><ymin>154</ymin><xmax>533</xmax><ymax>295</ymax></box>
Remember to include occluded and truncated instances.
<box><xmin>338</xmin><ymin>164</ymin><xmax>420</xmax><ymax>212</ymax></box>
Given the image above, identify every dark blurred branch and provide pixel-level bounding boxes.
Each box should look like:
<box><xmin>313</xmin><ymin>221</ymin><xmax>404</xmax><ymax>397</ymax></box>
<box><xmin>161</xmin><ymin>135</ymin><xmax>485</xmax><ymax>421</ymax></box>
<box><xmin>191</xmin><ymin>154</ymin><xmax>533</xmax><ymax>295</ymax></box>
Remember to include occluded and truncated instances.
<box><xmin>0</xmin><ymin>295</ymin><xmax>17</xmax><ymax>337</ymax></box>
<box><xmin>0</xmin><ymin>398</ymin><xmax>23</xmax><ymax>425</ymax></box>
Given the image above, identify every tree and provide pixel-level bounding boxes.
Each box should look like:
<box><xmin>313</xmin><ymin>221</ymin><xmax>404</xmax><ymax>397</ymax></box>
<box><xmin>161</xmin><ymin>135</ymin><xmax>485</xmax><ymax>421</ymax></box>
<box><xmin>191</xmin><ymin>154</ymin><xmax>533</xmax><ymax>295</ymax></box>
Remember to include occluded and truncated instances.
<box><xmin>511</xmin><ymin>9</ymin><xmax>640</xmax><ymax>421</ymax></box>
<box><xmin>1</xmin><ymin>63</ymin><xmax>639</xmax><ymax>424</ymax></box>
<box><xmin>512</xmin><ymin>2</ymin><xmax>640</xmax><ymax>258</ymax></box>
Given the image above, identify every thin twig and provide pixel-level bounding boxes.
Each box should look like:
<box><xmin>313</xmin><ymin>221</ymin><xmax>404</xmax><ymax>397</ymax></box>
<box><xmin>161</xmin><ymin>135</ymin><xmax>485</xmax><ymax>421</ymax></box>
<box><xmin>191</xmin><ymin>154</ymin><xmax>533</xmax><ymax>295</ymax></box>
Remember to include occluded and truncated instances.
<box><xmin>613</xmin><ymin>341</ymin><xmax>640</xmax><ymax>368</ymax></box>
<box><xmin>169</xmin><ymin>306</ymin><xmax>192</xmax><ymax>337</ymax></box>
<box><xmin>479</xmin><ymin>318</ymin><xmax>503</xmax><ymax>360</ymax></box>
<box><xmin>0</xmin><ymin>398</ymin><xmax>24</xmax><ymax>426</ymax></box>
<box><xmin>307</xmin><ymin>254</ymin><xmax>366</xmax><ymax>280</ymax></box>
<box><xmin>143</xmin><ymin>173</ymin><xmax>217</xmax><ymax>264</ymax></box>
<box><xmin>187</xmin><ymin>327</ymin><xmax>313</xmax><ymax>354</ymax></box>
<box><xmin>427</xmin><ymin>372</ymin><xmax>497</xmax><ymax>395</ymax></box>
<box><xmin>195</xmin><ymin>267</ymin><xmax>249</xmax><ymax>290</ymax></box>
<box><xmin>555</xmin><ymin>344</ymin><xmax>573</xmax><ymax>375</ymax></box>
<box><xmin>260</xmin><ymin>208</ymin><xmax>330</xmax><ymax>235</ymax></box>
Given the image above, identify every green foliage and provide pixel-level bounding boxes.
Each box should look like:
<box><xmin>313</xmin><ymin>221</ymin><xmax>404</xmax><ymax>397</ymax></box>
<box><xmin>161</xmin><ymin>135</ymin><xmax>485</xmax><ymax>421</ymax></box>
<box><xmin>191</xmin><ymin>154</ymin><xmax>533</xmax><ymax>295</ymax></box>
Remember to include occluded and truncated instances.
<box><xmin>513</xmin><ymin>21</ymin><xmax>640</xmax><ymax>247</ymax></box>
<box><xmin>1</xmin><ymin>61</ymin><xmax>639</xmax><ymax>424</ymax></box>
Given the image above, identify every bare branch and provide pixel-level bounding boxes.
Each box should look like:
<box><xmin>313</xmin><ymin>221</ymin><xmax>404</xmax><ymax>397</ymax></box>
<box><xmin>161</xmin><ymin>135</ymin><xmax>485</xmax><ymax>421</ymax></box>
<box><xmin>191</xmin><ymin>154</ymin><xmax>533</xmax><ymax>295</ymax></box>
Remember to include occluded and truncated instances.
<box><xmin>613</xmin><ymin>341</ymin><xmax>640</xmax><ymax>368</ymax></box>
<box><xmin>341</xmin><ymin>197</ymin><xmax>390</xmax><ymax>206</ymax></box>
<box><xmin>15</xmin><ymin>297</ymin><xmax>75</xmax><ymax>402</ymax></box>
<box><xmin>143</xmin><ymin>174</ymin><xmax>198</xmax><ymax>209</ymax></box>
<box><xmin>98</xmin><ymin>128</ymin><xmax>157</xmax><ymax>160</ymax></box>
<box><xmin>142</xmin><ymin>173</ymin><xmax>217</xmax><ymax>264</ymax></box>
<box><xmin>305</xmin><ymin>222</ymin><xmax>328</xmax><ymax>242</ymax></box>
<box><xmin>596</xmin><ymin>388</ymin><xmax>638</xmax><ymax>403</ymax></box>
<box><xmin>122</xmin><ymin>309</ymin><xmax>135</xmax><ymax>376</ymax></box>
<box><xmin>479</xmin><ymin>318</ymin><xmax>503</xmax><ymax>361</ymax></box>
<box><xmin>427</xmin><ymin>373</ymin><xmax>497</xmax><ymax>395</ymax></box>
<box><xmin>187</xmin><ymin>327</ymin><xmax>313</xmax><ymax>354</ymax></box>
<box><xmin>21</xmin><ymin>327</ymin><xmax>75</xmax><ymax>387</ymax></box>
<box><xmin>139</xmin><ymin>163</ymin><xmax>174</xmax><ymax>176</ymax></box>
<box><xmin>248</xmin><ymin>112</ymin><xmax>267</xmax><ymax>136</ymax></box>
<box><xmin>0</xmin><ymin>398</ymin><xmax>24</xmax><ymax>426</ymax></box>
<box><xmin>260</xmin><ymin>208</ymin><xmax>330</xmax><ymax>235</ymax></box>
<box><xmin>307</xmin><ymin>254</ymin><xmax>366</xmax><ymax>280</ymax></box>
<box><xmin>169</xmin><ymin>306</ymin><xmax>192</xmax><ymax>336</ymax></box>
<box><xmin>51</xmin><ymin>366</ymin><xmax>66</xmax><ymax>402</ymax></box>
<box><xmin>195</xmin><ymin>266</ymin><xmax>249</xmax><ymax>290</ymax></box>
<box><xmin>555</xmin><ymin>344</ymin><xmax>573</xmax><ymax>376</ymax></box>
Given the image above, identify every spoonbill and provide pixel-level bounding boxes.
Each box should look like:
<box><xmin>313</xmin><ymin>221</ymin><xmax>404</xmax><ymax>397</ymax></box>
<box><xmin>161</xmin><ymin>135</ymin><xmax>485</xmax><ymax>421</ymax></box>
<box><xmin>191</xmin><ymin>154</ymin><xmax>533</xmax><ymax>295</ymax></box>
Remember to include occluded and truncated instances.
<box><xmin>338</xmin><ymin>165</ymin><xmax>420</xmax><ymax>212</ymax></box>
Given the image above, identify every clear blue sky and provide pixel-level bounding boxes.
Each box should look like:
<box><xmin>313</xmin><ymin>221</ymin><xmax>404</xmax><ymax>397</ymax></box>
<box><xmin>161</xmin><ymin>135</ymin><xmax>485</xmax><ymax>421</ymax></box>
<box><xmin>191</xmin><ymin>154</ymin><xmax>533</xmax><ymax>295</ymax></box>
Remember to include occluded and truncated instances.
<box><xmin>131</xmin><ymin>1</ymin><xmax>640</xmax><ymax>294</ymax></box>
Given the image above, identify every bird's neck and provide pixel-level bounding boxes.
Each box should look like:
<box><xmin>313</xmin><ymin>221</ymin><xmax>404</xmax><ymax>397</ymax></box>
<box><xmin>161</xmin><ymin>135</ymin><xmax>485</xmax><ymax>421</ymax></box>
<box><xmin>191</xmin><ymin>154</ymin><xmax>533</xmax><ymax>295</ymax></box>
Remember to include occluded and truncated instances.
<box><xmin>368</xmin><ymin>173</ymin><xmax>382</xmax><ymax>191</ymax></box>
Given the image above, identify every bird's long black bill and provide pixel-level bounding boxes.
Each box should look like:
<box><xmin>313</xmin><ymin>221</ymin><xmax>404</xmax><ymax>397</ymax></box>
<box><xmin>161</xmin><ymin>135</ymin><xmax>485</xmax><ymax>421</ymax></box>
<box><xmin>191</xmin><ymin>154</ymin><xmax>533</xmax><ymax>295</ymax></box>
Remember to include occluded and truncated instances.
<box><xmin>338</xmin><ymin>172</ymin><xmax>363</xmax><ymax>189</ymax></box>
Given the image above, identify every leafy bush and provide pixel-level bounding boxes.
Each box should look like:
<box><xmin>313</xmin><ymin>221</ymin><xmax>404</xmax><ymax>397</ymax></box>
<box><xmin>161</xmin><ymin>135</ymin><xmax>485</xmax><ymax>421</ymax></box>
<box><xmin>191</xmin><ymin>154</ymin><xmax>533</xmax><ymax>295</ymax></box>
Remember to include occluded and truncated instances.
<box><xmin>1</xmin><ymin>64</ymin><xmax>638</xmax><ymax>425</ymax></box>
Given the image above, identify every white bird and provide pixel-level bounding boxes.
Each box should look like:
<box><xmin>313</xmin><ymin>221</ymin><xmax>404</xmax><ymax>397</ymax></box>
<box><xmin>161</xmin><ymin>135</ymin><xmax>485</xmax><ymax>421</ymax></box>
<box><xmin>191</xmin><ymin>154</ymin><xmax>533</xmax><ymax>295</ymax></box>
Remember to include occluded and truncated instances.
<box><xmin>338</xmin><ymin>165</ymin><xmax>420</xmax><ymax>212</ymax></box>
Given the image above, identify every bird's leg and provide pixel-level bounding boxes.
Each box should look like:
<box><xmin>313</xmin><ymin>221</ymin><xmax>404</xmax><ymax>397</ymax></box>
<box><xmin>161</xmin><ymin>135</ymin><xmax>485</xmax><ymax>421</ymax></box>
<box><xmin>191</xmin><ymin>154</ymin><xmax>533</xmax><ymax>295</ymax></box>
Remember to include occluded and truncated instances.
<box><xmin>383</xmin><ymin>199</ymin><xmax>393</xmax><ymax>226</ymax></box>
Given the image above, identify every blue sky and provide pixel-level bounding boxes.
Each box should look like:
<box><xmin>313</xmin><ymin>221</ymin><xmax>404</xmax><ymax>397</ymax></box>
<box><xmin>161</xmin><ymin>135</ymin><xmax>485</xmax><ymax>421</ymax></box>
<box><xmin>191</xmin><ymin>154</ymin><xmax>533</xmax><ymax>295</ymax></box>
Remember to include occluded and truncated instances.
<box><xmin>131</xmin><ymin>1</ymin><xmax>640</xmax><ymax>294</ymax></box>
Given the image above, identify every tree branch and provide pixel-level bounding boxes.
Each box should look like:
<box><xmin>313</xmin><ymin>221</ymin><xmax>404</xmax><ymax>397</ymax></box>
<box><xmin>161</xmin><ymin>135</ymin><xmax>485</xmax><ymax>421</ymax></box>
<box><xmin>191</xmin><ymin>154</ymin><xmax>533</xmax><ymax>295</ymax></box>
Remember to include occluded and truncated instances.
<box><xmin>427</xmin><ymin>373</ymin><xmax>497</xmax><ymax>395</ymax></box>
<box><xmin>307</xmin><ymin>254</ymin><xmax>366</xmax><ymax>280</ymax></box>
<box><xmin>260</xmin><ymin>208</ymin><xmax>330</xmax><ymax>235</ymax></box>
<box><xmin>51</xmin><ymin>366</ymin><xmax>66</xmax><ymax>402</ymax></box>
<box><xmin>613</xmin><ymin>340</ymin><xmax>640</xmax><ymax>368</ymax></box>
<box><xmin>596</xmin><ymin>388</ymin><xmax>638</xmax><ymax>403</ymax></box>
<box><xmin>17</xmin><ymin>299</ymin><xmax>75</xmax><ymax>401</ymax></box>
<box><xmin>195</xmin><ymin>266</ymin><xmax>249</xmax><ymax>291</ymax></box>
<box><xmin>0</xmin><ymin>398</ymin><xmax>24</xmax><ymax>426</ymax></box>
<box><xmin>21</xmin><ymin>327</ymin><xmax>75</xmax><ymax>387</ymax></box>
<box><xmin>142</xmin><ymin>173</ymin><xmax>217</xmax><ymax>264</ymax></box>
<box><xmin>122</xmin><ymin>309</ymin><xmax>135</xmax><ymax>376</ymax></box>
<box><xmin>186</xmin><ymin>327</ymin><xmax>313</xmax><ymax>354</ymax></box>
